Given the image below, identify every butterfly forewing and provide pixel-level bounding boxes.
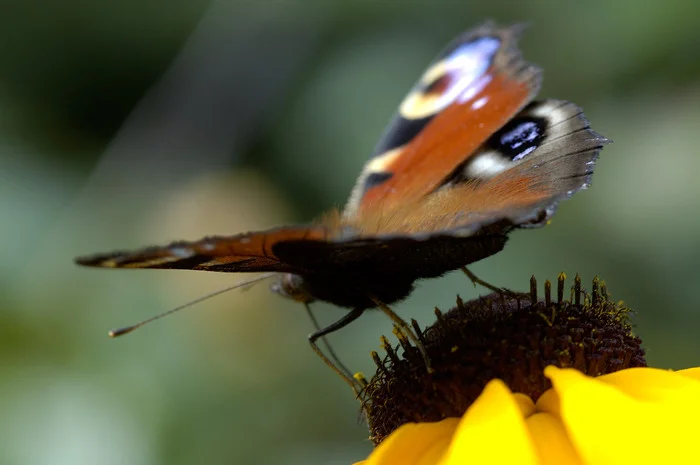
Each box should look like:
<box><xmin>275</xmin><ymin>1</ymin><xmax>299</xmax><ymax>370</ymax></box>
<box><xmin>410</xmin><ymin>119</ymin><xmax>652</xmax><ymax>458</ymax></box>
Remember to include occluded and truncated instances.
<box><xmin>75</xmin><ymin>226</ymin><xmax>331</xmax><ymax>273</ymax></box>
<box><xmin>344</xmin><ymin>24</ymin><xmax>542</xmax><ymax>217</ymax></box>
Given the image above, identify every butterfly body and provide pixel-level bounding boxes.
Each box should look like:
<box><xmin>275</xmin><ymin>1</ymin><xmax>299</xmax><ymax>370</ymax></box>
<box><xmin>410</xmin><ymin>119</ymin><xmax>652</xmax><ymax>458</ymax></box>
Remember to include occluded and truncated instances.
<box><xmin>271</xmin><ymin>227</ymin><xmax>512</xmax><ymax>308</ymax></box>
<box><xmin>76</xmin><ymin>24</ymin><xmax>607</xmax><ymax>326</ymax></box>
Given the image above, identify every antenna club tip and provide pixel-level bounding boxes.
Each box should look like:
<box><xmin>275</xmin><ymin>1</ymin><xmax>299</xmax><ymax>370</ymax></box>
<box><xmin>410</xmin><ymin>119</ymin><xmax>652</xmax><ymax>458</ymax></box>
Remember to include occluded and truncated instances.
<box><xmin>109</xmin><ymin>326</ymin><xmax>137</xmax><ymax>337</ymax></box>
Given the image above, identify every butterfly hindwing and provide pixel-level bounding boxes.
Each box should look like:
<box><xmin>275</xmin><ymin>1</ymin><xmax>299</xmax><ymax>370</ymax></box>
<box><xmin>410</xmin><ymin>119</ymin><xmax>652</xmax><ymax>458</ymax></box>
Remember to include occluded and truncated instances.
<box><xmin>445</xmin><ymin>99</ymin><xmax>609</xmax><ymax>228</ymax></box>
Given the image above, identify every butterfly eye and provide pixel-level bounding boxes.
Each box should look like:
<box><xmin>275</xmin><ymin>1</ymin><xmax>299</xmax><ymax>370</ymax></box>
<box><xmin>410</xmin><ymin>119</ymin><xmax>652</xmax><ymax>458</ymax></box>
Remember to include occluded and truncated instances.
<box><xmin>271</xmin><ymin>273</ymin><xmax>314</xmax><ymax>304</ymax></box>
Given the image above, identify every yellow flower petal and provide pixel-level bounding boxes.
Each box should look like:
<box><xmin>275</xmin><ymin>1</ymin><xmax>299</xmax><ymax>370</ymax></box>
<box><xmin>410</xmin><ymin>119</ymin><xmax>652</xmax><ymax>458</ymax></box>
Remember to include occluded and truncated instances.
<box><xmin>439</xmin><ymin>379</ymin><xmax>539</xmax><ymax>465</ymax></box>
<box><xmin>594</xmin><ymin>366</ymin><xmax>700</xmax><ymax>403</ymax></box>
<box><xmin>545</xmin><ymin>366</ymin><xmax>700</xmax><ymax>464</ymax></box>
<box><xmin>513</xmin><ymin>392</ymin><xmax>537</xmax><ymax>418</ymax></box>
<box><xmin>525</xmin><ymin>412</ymin><xmax>581</xmax><ymax>465</ymax></box>
<box><xmin>358</xmin><ymin>418</ymin><xmax>460</xmax><ymax>465</ymax></box>
<box><xmin>677</xmin><ymin>366</ymin><xmax>700</xmax><ymax>382</ymax></box>
<box><xmin>359</xmin><ymin>366</ymin><xmax>700</xmax><ymax>465</ymax></box>
<box><xmin>534</xmin><ymin>387</ymin><xmax>561</xmax><ymax>419</ymax></box>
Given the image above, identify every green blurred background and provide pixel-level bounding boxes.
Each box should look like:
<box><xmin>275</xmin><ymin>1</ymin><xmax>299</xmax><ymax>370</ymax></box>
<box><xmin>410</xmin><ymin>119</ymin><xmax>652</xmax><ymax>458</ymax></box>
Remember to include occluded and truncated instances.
<box><xmin>3</xmin><ymin>1</ymin><xmax>700</xmax><ymax>464</ymax></box>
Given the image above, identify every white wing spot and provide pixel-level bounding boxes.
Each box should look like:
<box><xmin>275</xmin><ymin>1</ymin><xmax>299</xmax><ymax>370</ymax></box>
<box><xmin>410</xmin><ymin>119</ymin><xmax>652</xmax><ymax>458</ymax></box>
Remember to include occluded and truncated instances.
<box><xmin>512</xmin><ymin>145</ymin><xmax>537</xmax><ymax>161</ymax></box>
<box><xmin>466</xmin><ymin>152</ymin><xmax>511</xmax><ymax>178</ymax></box>
<box><xmin>471</xmin><ymin>96</ymin><xmax>488</xmax><ymax>110</ymax></box>
<box><xmin>200</xmin><ymin>242</ymin><xmax>216</xmax><ymax>251</ymax></box>
<box><xmin>170</xmin><ymin>247</ymin><xmax>194</xmax><ymax>258</ymax></box>
<box><xmin>366</xmin><ymin>147</ymin><xmax>403</xmax><ymax>173</ymax></box>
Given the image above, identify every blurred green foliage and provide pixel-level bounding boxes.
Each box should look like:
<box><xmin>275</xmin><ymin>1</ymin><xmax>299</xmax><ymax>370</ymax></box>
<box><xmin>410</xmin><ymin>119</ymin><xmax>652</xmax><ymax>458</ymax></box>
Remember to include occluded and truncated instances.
<box><xmin>3</xmin><ymin>1</ymin><xmax>700</xmax><ymax>464</ymax></box>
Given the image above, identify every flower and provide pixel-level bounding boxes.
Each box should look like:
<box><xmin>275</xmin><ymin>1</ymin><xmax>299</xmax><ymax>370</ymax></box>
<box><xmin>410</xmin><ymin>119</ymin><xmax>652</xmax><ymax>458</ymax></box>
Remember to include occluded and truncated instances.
<box><xmin>355</xmin><ymin>366</ymin><xmax>700</xmax><ymax>465</ymax></box>
<box><xmin>361</xmin><ymin>274</ymin><xmax>646</xmax><ymax>444</ymax></box>
<box><xmin>353</xmin><ymin>274</ymin><xmax>698</xmax><ymax>465</ymax></box>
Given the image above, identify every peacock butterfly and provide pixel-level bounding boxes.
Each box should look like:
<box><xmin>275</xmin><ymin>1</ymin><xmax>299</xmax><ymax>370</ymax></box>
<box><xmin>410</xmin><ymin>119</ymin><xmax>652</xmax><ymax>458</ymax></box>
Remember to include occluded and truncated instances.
<box><xmin>76</xmin><ymin>24</ymin><xmax>608</xmax><ymax>386</ymax></box>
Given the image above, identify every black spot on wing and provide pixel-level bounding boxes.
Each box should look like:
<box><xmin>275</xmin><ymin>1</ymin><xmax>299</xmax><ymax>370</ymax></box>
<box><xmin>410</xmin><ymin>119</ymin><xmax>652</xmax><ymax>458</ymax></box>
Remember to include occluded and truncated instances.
<box><xmin>487</xmin><ymin>116</ymin><xmax>547</xmax><ymax>161</ymax></box>
<box><xmin>423</xmin><ymin>74</ymin><xmax>450</xmax><ymax>94</ymax></box>
<box><xmin>371</xmin><ymin>113</ymin><xmax>433</xmax><ymax>157</ymax></box>
<box><xmin>363</xmin><ymin>172</ymin><xmax>393</xmax><ymax>192</ymax></box>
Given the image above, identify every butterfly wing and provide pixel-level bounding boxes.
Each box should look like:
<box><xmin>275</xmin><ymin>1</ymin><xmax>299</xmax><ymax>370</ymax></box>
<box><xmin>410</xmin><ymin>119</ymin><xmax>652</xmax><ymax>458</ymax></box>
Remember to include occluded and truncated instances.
<box><xmin>344</xmin><ymin>99</ymin><xmax>609</xmax><ymax>236</ymax></box>
<box><xmin>75</xmin><ymin>226</ymin><xmax>331</xmax><ymax>273</ymax></box>
<box><xmin>277</xmin><ymin>99</ymin><xmax>608</xmax><ymax>274</ymax></box>
<box><xmin>344</xmin><ymin>24</ymin><xmax>542</xmax><ymax>217</ymax></box>
<box><xmin>273</xmin><ymin>227</ymin><xmax>511</xmax><ymax>278</ymax></box>
<box><xmin>386</xmin><ymin>98</ymin><xmax>609</xmax><ymax>234</ymax></box>
<box><xmin>76</xmin><ymin>25</ymin><xmax>606</xmax><ymax>280</ymax></box>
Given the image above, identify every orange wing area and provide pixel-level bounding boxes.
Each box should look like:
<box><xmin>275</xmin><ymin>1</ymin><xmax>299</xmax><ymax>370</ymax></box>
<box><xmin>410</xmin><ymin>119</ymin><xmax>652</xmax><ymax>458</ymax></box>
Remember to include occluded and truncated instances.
<box><xmin>332</xmin><ymin>172</ymin><xmax>551</xmax><ymax>237</ymax></box>
<box><xmin>75</xmin><ymin>226</ymin><xmax>331</xmax><ymax>273</ymax></box>
<box><xmin>359</xmin><ymin>71</ymin><xmax>537</xmax><ymax>213</ymax></box>
<box><xmin>337</xmin><ymin>99</ymin><xmax>608</xmax><ymax>238</ymax></box>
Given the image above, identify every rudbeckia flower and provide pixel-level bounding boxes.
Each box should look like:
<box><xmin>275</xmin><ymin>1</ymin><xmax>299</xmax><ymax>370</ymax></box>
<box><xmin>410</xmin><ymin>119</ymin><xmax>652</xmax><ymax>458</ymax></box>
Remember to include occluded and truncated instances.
<box><xmin>356</xmin><ymin>366</ymin><xmax>700</xmax><ymax>465</ymax></box>
<box><xmin>353</xmin><ymin>274</ymin><xmax>696</xmax><ymax>465</ymax></box>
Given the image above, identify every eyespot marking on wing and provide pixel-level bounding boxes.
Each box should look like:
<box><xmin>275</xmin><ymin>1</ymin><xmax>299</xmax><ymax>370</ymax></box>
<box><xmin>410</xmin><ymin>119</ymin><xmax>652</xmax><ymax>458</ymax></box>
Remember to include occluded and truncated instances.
<box><xmin>369</xmin><ymin>35</ymin><xmax>502</xmax><ymax>159</ymax></box>
<box><xmin>399</xmin><ymin>36</ymin><xmax>502</xmax><ymax>121</ymax></box>
<box><xmin>490</xmin><ymin>116</ymin><xmax>547</xmax><ymax>161</ymax></box>
<box><xmin>457</xmin><ymin>115</ymin><xmax>546</xmax><ymax>180</ymax></box>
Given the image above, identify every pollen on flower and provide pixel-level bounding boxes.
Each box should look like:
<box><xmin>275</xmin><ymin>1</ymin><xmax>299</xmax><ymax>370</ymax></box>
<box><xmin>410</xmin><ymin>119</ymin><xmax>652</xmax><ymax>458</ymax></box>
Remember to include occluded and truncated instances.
<box><xmin>360</xmin><ymin>274</ymin><xmax>647</xmax><ymax>445</ymax></box>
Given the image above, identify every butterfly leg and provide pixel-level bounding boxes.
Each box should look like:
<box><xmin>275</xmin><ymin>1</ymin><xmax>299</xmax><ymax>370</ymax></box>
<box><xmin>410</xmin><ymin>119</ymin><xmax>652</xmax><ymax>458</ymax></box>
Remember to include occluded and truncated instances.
<box><xmin>461</xmin><ymin>267</ymin><xmax>520</xmax><ymax>296</ymax></box>
<box><xmin>369</xmin><ymin>296</ymin><xmax>433</xmax><ymax>374</ymax></box>
<box><xmin>304</xmin><ymin>304</ymin><xmax>355</xmax><ymax>380</ymax></box>
<box><xmin>308</xmin><ymin>307</ymin><xmax>366</xmax><ymax>395</ymax></box>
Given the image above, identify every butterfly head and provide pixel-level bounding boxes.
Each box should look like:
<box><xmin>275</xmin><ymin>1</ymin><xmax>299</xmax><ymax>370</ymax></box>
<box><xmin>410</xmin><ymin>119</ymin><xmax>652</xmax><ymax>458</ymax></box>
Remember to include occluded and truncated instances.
<box><xmin>271</xmin><ymin>273</ymin><xmax>314</xmax><ymax>304</ymax></box>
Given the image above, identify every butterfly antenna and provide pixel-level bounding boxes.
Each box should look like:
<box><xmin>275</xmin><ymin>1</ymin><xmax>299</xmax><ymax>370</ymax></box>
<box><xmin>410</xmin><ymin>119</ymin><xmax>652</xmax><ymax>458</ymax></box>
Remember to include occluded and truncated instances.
<box><xmin>108</xmin><ymin>272</ymin><xmax>277</xmax><ymax>337</ymax></box>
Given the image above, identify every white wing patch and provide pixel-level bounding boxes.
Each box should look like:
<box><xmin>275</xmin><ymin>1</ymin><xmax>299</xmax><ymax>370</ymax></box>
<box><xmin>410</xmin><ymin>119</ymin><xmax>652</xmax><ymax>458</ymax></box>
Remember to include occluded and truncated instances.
<box><xmin>465</xmin><ymin>151</ymin><xmax>512</xmax><ymax>178</ymax></box>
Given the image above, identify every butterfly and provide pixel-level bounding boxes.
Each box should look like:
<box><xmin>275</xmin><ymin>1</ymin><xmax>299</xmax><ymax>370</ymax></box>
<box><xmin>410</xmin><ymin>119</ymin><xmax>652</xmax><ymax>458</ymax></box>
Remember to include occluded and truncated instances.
<box><xmin>76</xmin><ymin>23</ymin><xmax>608</xmax><ymax>387</ymax></box>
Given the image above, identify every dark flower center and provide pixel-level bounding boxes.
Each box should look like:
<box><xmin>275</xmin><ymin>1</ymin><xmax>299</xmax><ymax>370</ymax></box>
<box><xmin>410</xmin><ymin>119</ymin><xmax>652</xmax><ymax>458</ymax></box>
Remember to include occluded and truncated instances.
<box><xmin>360</xmin><ymin>274</ymin><xmax>646</xmax><ymax>445</ymax></box>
